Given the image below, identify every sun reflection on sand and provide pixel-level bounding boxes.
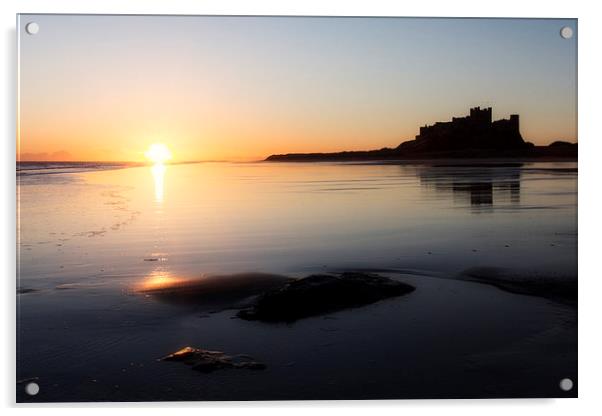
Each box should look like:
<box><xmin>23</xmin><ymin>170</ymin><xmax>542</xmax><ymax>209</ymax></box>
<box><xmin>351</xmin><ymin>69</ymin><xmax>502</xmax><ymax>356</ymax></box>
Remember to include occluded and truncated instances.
<box><xmin>151</xmin><ymin>163</ymin><xmax>166</xmax><ymax>203</ymax></box>
<box><xmin>138</xmin><ymin>269</ymin><xmax>185</xmax><ymax>292</ymax></box>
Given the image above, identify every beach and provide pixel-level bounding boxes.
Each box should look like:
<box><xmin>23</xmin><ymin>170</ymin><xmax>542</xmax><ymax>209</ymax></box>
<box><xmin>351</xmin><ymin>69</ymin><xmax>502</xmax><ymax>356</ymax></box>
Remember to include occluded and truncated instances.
<box><xmin>16</xmin><ymin>160</ymin><xmax>577</xmax><ymax>401</ymax></box>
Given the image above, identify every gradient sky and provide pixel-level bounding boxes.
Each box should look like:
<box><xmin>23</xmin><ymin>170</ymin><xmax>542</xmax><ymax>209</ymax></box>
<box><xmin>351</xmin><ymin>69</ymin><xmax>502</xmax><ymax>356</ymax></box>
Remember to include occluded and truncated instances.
<box><xmin>18</xmin><ymin>15</ymin><xmax>577</xmax><ymax>162</ymax></box>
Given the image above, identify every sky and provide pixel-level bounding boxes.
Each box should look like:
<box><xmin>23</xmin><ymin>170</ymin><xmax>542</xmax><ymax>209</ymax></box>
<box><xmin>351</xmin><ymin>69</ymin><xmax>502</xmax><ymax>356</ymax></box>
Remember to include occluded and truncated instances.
<box><xmin>18</xmin><ymin>15</ymin><xmax>577</xmax><ymax>162</ymax></box>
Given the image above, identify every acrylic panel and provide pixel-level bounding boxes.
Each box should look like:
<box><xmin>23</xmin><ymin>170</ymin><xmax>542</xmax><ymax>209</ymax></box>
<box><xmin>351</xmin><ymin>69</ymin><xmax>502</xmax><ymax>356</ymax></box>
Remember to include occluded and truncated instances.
<box><xmin>16</xmin><ymin>15</ymin><xmax>577</xmax><ymax>402</ymax></box>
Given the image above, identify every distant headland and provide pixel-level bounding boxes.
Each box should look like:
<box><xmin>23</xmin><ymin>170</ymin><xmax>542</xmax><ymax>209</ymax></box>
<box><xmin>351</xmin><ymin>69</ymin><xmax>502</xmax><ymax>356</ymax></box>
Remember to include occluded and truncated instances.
<box><xmin>265</xmin><ymin>107</ymin><xmax>577</xmax><ymax>161</ymax></box>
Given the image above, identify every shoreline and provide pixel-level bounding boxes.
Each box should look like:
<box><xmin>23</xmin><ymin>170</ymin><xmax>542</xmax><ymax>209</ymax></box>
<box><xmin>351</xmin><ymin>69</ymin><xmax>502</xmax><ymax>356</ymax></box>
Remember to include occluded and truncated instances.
<box><xmin>264</xmin><ymin>154</ymin><xmax>577</xmax><ymax>163</ymax></box>
<box><xmin>264</xmin><ymin>156</ymin><xmax>578</xmax><ymax>166</ymax></box>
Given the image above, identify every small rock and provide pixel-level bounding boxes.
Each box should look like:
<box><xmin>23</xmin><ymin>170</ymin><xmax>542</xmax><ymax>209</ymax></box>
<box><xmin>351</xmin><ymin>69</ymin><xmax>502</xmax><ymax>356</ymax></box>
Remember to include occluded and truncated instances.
<box><xmin>160</xmin><ymin>347</ymin><xmax>266</xmax><ymax>373</ymax></box>
<box><xmin>234</xmin><ymin>361</ymin><xmax>266</xmax><ymax>370</ymax></box>
<box><xmin>160</xmin><ymin>346</ymin><xmax>197</xmax><ymax>361</ymax></box>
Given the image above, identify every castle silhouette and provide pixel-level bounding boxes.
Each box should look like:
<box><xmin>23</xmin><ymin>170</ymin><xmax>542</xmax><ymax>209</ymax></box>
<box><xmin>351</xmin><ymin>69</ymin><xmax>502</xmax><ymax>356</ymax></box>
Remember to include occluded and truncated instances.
<box><xmin>266</xmin><ymin>107</ymin><xmax>576</xmax><ymax>161</ymax></box>
<box><xmin>398</xmin><ymin>107</ymin><xmax>528</xmax><ymax>153</ymax></box>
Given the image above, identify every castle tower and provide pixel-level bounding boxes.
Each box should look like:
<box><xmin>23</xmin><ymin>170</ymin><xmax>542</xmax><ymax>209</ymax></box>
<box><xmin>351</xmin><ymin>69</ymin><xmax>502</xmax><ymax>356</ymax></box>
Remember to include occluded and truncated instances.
<box><xmin>484</xmin><ymin>107</ymin><xmax>492</xmax><ymax>124</ymax></box>
<box><xmin>469</xmin><ymin>106</ymin><xmax>492</xmax><ymax>125</ymax></box>
<box><xmin>509</xmin><ymin>114</ymin><xmax>519</xmax><ymax>132</ymax></box>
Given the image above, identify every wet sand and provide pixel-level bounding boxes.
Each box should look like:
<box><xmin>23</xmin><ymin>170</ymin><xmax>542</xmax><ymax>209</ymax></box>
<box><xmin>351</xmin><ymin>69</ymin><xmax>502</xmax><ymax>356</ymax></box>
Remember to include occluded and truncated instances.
<box><xmin>17</xmin><ymin>270</ymin><xmax>576</xmax><ymax>401</ymax></box>
<box><xmin>16</xmin><ymin>161</ymin><xmax>577</xmax><ymax>401</ymax></box>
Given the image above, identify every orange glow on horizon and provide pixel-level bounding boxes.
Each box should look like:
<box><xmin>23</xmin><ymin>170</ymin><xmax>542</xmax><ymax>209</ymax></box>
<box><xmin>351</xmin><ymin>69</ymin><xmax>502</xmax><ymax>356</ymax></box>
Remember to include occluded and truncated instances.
<box><xmin>17</xmin><ymin>18</ymin><xmax>577</xmax><ymax>163</ymax></box>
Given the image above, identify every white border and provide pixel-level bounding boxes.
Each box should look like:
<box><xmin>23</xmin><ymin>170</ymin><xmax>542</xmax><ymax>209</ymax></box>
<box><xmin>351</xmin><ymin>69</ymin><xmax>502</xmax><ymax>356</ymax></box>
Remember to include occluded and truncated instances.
<box><xmin>2</xmin><ymin>1</ymin><xmax>601</xmax><ymax>414</ymax></box>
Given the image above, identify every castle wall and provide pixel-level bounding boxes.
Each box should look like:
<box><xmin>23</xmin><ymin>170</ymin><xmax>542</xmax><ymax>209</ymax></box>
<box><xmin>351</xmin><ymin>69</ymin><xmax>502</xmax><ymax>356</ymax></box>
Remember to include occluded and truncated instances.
<box><xmin>413</xmin><ymin>107</ymin><xmax>525</xmax><ymax>150</ymax></box>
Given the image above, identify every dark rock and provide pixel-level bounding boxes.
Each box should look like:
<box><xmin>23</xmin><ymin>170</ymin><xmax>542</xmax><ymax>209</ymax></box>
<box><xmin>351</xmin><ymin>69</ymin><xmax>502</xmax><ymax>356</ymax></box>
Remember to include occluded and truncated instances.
<box><xmin>159</xmin><ymin>347</ymin><xmax>266</xmax><ymax>373</ymax></box>
<box><xmin>237</xmin><ymin>272</ymin><xmax>415</xmax><ymax>322</ymax></box>
<box><xmin>233</xmin><ymin>361</ymin><xmax>267</xmax><ymax>370</ymax></box>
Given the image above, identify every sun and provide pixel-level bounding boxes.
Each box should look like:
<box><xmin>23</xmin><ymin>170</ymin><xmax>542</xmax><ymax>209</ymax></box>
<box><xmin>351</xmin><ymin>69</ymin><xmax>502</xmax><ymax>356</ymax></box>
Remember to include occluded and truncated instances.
<box><xmin>145</xmin><ymin>143</ymin><xmax>172</xmax><ymax>164</ymax></box>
